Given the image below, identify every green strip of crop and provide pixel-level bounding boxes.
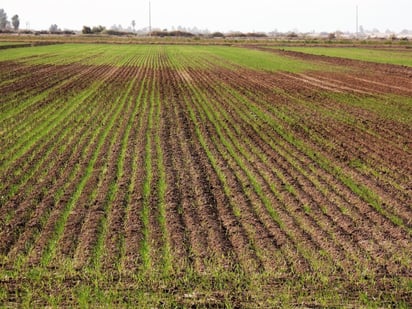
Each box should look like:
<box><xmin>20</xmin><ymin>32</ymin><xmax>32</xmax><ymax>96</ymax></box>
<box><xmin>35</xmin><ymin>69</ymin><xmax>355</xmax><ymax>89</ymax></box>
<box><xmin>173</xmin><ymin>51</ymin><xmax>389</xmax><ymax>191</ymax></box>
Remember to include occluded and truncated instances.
<box><xmin>1</xmin><ymin>81</ymin><xmax>107</xmax><ymax>217</ymax></box>
<box><xmin>183</xmin><ymin>93</ymin><xmax>250</xmax><ymax>262</ymax></box>
<box><xmin>0</xmin><ymin>44</ymin><xmax>106</xmax><ymax>65</ymax></box>
<box><xmin>118</xmin><ymin>75</ymin><xmax>149</xmax><ymax>273</ymax></box>
<box><xmin>182</xmin><ymin>78</ymin><xmax>269</xmax><ymax>270</ymax></box>
<box><xmin>0</xmin><ymin>74</ymin><xmax>108</xmax><ymax>208</ymax></box>
<box><xmin>118</xmin><ymin>55</ymin><xmax>153</xmax><ymax>274</ymax></box>
<box><xmin>168</xmin><ymin>77</ymin><xmax>244</xmax><ymax>256</ymax></box>
<box><xmin>153</xmin><ymin>75</ymin><xmax>172</xmax><ymax>276</ymax></box>
<box><xmin>40</xmin><ymin>72</ymin><xmax>131</xmax><ymax>266</ymax></box>
<box><xmin>166</xmin><ymin>64</ymin><xmax>240</xmax><ymax>221</ymax></box>
<box><xmin>0</xmin><ymin>76</ymin><xmax>20</xmax><ymax>89</ymax></box>
<box><xmin>267</xmin><ymin>89</ymin><xmax>408</xmax><ymax>200</ymax></box>
<box><xmin>1</xmin><ymin>88</ymin><xmax>52</xmax><ymax>123</ymax></box>
<box><xmin>168</xmin><ymin>54</ymin><xmax>276</xmax><ymax>270</ymax></box>
<box><xmin>327</xmin><ymin>92</ymin><xmax>412</xmax><ymax>126</ymax></box>
<box><xmin>279</xmin><ymin>46</ymin><xmax>412</xmax><ymax>67</ymax></box>
<box><xmin>1</xmin><ymin>127</ymin><xmax>69</xmax><ymax>204</ymax></box>
<box><xmin>269</xmin><ymin>90</ymin><xmax>411</xmax><ymax>230</ymax></box>
<box><xmin>228</xmin><ymin>82</ymin><xmax>411</xmax><ymax>234</ymax></box>
<box><xmin>214</xmin><ymin>83</ymin><xmax>362</xmax><ymax>271</ymax></box>
<box><xmin>155</xmin><ymin>108</ymin><xmax>172</xmax><ymax>275</ymax></box>
<box><xmin>1</xmin><ymin>83</ymin><xmax>82</xmax><ymax>146</ymax></box>
<box><xmin>0</xmin><ymin>82</ymin><xmax>99</xmax><ymax>170</ymax></box>
<box><xmin>139</xmin><ymin>73</ymin><xmax>156</xmax><ymax>273</ymax></box>
<box><xmin>187</xmin><ymin>77</ymin><xmax>337</xmax><ymax>273</ymax></box>
<box><xmin>89</xmin><ymin>77</ymin><xmax>137</xmax><ymax>271</ymax></box>
<box><xmin>12</xmin><ymin>119</ymin><xmax>96</xmax><ymax>268</ymax></box>
<box><xmin>0</xmin><ymin>67</ymin><xmax>85</xmax><ymax>124</ymax></box>
<box><xmin>1</xmin><ymin>116</ymin><xmax>81</xmax><ymax>220</ymax></box>
<box><xmin>12</xmin><ymin>87</ymin><xmax>118</xmax><ymax>269</ymax></box>
<box><xmin>198</xmin><ymin>45</ymin><xmax>326</xmax><ymax>72</ymax></box>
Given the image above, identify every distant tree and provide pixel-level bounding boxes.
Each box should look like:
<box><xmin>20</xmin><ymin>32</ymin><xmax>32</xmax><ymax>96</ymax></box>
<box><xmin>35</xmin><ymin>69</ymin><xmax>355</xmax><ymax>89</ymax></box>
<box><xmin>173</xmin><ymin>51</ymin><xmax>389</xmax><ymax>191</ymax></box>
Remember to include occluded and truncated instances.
<box><xmin>286</xmin><ymin>32</ymin><xmax>298</xmax><ymax>38</ymax></box>
<box><xmin>359</xmin><ymin>25</ymin><xmax>364</xmax><ymax>33</ymax></box>
<box><xmin>0</xmin><ymin>9</ymin><xmax>8</xmax><ymax>30</ymax></box>
<box><xmin>82</xmin><ymin>26</ymin><xmax>92</xmax><ymax>34</ymax></box>
<box><xmin>11</xmin><ymin>14</ymin><xmax>19</xmax><ymax>30</ymax></box>
<box><xmin>131</xmin><ymin>20</ymin><xmax>136</xmax><ymax>32</ymax></box>
<box><xmin>211</xmin><ymin>32</ymin><xmax>224</xmax><ymax>38</ymax></box>
<box><xmin>328</xmin><ymin>32</ymin><xmax>336</xmax><ymax>40</ymax></box>
<box><xmin>91</xmin><ymin>25</ymin><xmax>105</xmax><ymax>33</ymax></box>
<box><xmin>334</xmin><ymin>31</ymin><xmax>343</xmax><ymax>39</ymax></box>
<box><xmin>226</xmin><ymin>31</ymin><xmax>246</xmax><ymax>38</ymax></box>
<box><xmin>246</xmin><ymin>32</ymin><xmax>267</xmax><ymax>38</ymax></box>
<box><xmin>49</xmin><ymin>24</ymin><xmax>59</xmax><ymax>32</ymax></box>
<box><xmin>110</xmin><ymin>24</ymin><xmax>124</xmax><ymax>31</ymax></box>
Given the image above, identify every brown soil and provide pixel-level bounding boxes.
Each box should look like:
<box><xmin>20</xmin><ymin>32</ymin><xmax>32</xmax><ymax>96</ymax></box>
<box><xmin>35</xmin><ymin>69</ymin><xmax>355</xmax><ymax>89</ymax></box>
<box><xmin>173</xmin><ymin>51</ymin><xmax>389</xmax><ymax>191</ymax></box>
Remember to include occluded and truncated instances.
<box><xmin>1</xmin><ymin>47</ymin><xmax>411</xmax><ymax>304</ymax></box>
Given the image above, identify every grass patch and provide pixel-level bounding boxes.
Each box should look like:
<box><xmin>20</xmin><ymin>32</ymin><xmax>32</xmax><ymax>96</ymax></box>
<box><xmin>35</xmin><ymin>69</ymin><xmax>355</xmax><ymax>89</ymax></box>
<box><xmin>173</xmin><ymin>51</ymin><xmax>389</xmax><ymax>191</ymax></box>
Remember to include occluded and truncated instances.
<box><xmin>1</xmin><ymin>264</ymin><xmax>410</xmax><ymax>307</ymax></box>
<box><xmin>280</xmin><ymin>46</ymin><xmax>412</xmax><ymax>66</ymax></box>
<box><xmin>200</xmin><ymin>45</ymin><xmax>325</xmax><ymax>72</ymax></box>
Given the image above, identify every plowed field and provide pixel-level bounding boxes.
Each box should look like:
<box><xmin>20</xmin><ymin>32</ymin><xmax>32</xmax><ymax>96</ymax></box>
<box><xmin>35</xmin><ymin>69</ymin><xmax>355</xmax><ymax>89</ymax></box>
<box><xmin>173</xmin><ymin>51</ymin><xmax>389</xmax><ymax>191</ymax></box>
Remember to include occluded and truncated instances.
<box><xmin>1</xmin><ymin>44</ymin><xmax>412</xmax><ymax>307</ymax></box>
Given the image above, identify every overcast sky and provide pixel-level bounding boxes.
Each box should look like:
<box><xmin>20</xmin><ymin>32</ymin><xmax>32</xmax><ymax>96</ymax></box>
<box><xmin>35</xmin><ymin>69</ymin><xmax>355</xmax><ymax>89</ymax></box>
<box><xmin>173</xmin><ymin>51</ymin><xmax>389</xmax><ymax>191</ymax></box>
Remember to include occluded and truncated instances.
<box><xmin>2</xmin><ymin>0</ymin><xmax>411</xmax><ymax>33</ymax></box>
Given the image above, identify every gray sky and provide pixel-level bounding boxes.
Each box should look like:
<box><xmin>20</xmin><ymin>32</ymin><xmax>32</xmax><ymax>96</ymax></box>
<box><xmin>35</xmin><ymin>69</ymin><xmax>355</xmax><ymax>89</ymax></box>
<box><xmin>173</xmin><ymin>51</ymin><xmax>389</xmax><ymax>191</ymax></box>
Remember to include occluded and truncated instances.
<box><xmin>2</xmin><ymin>0</ymin><xmax>411</xmax><ymax>33</ymax></box>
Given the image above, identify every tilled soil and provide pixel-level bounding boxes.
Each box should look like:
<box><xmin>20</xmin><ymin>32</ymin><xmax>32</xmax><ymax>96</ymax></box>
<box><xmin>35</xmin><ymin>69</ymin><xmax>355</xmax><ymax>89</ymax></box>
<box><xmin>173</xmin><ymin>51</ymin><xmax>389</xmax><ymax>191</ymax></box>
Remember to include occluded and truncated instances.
<box><xmin>1</xmin><ymin>46</ymin><xmax>411</xmax><ymax>306</ymax></box>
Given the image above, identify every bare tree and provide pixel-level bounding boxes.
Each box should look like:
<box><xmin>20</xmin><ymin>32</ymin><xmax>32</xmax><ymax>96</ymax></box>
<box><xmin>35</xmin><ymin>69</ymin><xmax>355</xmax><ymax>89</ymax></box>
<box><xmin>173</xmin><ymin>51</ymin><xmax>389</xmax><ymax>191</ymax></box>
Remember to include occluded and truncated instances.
<box><xmin>49</xmin><ymin>24</ymin><xmax>60</xmax><ymax>32</ymax></box>
<box><xmin>0</xmin><ymin>9</ymin><xmax>8</xmax><ymax>30</ymax></box>
<box><xmin>12</xmin><ymin>14</ymin><xmax>19</xmax><ymax>30</ymax></box>
<box><xmin>82</xmin><ymin>26</ymin><xmax>92</xmax><ymax>34</ymax></box>
<box><xmin>131</xmin><ymin>20</ymin><xmax>136</xmax><ymax>33</ymax></box>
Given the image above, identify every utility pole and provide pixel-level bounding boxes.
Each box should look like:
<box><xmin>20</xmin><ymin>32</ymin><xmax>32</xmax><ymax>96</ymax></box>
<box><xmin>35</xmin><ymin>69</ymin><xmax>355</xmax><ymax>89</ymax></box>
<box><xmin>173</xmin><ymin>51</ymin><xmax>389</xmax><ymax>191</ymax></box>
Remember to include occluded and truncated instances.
<box><xmin>149</xmin><ymin>1</ymin><xmax>152</xmax><ymax>36</ymax></box>
<box><xmin>356</xmin><ymin>5</ymin><xmax>359</xmax><ymax>38</ymax></box>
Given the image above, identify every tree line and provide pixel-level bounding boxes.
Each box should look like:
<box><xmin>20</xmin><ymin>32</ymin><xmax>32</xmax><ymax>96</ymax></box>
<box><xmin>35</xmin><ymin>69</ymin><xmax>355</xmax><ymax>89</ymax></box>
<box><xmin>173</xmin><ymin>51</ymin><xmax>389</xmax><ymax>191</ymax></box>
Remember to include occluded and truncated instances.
<box><xmin>0</xmin><ymin>9</ymin><xmax>19</xmax><ymax>30</ymax></box>
<box><xmin>0</xmin><ymin>8</ymin><xmax>75</xmax><ymax>34</ymax></box>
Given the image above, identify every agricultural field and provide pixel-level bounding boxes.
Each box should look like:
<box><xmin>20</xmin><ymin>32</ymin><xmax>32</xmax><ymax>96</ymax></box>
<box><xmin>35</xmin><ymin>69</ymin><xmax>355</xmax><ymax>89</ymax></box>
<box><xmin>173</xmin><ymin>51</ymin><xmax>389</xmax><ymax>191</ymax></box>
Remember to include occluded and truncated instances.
<box><xmin>1</xmin><ymin>43</ymin><xmax>412</xmax><ymax>307</ymax></box>
<box><xmin>0</xmin><ymin>42</ymin><xmax>31</xmax><ymax>50</ymax></box>
<box><xmin>274</xmin><ymin>45</ymin><xmax>412</xmax><ymax>67</ymax></box>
